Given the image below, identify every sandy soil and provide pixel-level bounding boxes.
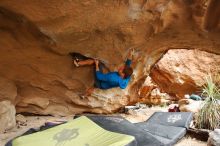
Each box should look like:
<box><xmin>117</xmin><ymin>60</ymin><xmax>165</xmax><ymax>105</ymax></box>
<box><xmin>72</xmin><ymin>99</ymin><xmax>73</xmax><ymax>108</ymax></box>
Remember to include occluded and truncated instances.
<box><xmin>0</xmin><ymin>106</ymin><xmax>207</xmax><ymax>146</ymax></box>
<box><xmin>175</xmin><ymin>136</ymin><xmax>206</xmax><ymax>146</ymax></box>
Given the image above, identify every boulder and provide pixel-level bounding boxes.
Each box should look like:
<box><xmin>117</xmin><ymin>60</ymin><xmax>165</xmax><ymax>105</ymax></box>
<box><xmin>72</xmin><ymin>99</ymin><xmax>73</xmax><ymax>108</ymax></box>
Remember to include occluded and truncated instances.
<box><xmin>178</xmin><ymin>99</ymin><xmax>203</xmax><ymax>113</ymax></box>
<box><xmin>0</xmin><ymin>100</ymin><xmax>16</xmax><ymax>132</ymax></box>
<box><xmin>208</xmin><ymin>129</ymin><xmax>220</xmax><ymax>146</ymax></box>
<box><xmin>150</xmin><ymin>49</ymin><xmax>220</xmax><ymax>99</ymax></box>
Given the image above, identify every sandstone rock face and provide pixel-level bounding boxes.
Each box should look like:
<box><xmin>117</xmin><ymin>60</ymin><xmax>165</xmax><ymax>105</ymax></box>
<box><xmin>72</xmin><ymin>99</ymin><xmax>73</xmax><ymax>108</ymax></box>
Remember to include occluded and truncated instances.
<box><xmin>0</xmin><ymin>1</ymin><xmax>220</xmax><ymax>115</ymax></box>
<box><xmin>0</xmin><ymin>77</ymin><xmax>17</xmax><ymax>102</ymax></box>
<box><xmin>150</xmin><ymin>49</ymin><xmax>220</xmax><ymax>99</ymax></box>
<box><xmin>0</xmin><ymin>101</ymin><xmax>16</xmax><ymax>132</ymax></box>
<box><xmin>138</xmin><ymin>76</ymin><xmax>170</xmax><ymax>105</ymax></box>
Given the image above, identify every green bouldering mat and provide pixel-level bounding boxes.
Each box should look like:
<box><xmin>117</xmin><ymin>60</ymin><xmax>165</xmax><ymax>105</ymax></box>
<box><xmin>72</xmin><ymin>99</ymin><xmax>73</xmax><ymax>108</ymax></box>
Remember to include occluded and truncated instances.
<box><xmin>12</xmin><ymin>116</ymin><xmax>135</xmax><ymax>146</ymax></box>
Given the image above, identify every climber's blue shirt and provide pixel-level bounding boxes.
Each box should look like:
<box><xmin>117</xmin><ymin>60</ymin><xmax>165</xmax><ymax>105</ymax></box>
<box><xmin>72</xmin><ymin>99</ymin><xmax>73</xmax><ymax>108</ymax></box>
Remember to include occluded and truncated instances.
<box><xmin>95</xmin><ymin>59</ymin><xmax>132</xmax><ymax>89</ymax></box>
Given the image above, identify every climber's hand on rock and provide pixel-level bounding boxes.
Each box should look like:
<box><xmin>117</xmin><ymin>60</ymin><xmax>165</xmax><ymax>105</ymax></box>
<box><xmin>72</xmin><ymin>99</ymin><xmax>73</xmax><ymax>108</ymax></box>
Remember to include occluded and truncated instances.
<box><xmin>95</xmin><ymin>59</ymin><xmax>99</xmax><ymax>66</ymax></box>
<box><xmin>94</xmin><ymin>59</ymin><xmax>99</xmax><ymax>71</ymax></box>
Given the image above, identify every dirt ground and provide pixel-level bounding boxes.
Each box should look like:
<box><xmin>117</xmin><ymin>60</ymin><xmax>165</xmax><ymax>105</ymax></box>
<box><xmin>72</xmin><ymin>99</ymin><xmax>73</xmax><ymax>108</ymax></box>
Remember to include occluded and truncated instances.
<box><xmin>0</xmin><ymin>106</ymin><xmax>207</xmax><ymax>146</ymax></box>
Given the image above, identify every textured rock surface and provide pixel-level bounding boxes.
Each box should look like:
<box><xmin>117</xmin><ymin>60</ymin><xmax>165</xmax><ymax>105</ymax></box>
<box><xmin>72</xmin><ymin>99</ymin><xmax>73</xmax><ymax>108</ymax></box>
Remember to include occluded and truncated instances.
<box><xmin>0</xmin><ymin>0</ymin><xmax>220</xmax><ymax>115</ymax></box>
<box><xmin>178</xmin><ymin>99</ymin><xmax>203</xmax><ymax>113</ymax></box>
<box><xmin>0</xmin><ymin>101</ymin><xmax>16</xmax><ymax>132</ymax></box>
<box><xmin>0</xmin><ymin>77</ymin><xmax>17</xmax><ymax>102</ymax></box>
<box><xmin>138</xmin><ymin>76</ymin><xmax>170</xmax><ymax>105</ymax></box>
<box><xmin>151</xmin><ymin>49</ymin><xmax>220</xmax><ymax>99</ymax></box>
<box><xmin>208</xmin><ymin>129</ymin><xmax>220</xmax><ymax>146</ymax></box>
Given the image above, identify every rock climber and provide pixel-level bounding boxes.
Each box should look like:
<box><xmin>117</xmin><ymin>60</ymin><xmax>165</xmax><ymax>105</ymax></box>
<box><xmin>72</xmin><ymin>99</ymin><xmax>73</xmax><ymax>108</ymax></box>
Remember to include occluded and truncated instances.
<box><xmin>73</xmin><ymin>48</ymin><xmax>135</xmax><ymax>95</ymax></box>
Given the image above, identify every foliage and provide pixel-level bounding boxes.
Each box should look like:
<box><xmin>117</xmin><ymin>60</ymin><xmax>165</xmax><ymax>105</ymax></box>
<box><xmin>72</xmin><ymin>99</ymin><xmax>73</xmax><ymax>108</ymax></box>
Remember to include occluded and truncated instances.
<box><xmin>196</xmin><ymin>74</ymin><xmax>220</xmax><ymax>130</ymax></box>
